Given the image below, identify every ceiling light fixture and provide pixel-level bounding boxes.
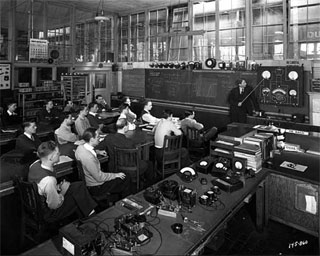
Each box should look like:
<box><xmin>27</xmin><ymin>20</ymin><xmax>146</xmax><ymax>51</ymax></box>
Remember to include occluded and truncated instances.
<box><xmin>95</xmin><ymin>0</ymin><xmax>109</xmax><ymax>22</ymax></box>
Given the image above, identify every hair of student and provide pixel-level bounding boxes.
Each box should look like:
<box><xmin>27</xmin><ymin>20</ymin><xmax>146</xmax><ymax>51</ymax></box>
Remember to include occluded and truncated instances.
<box><xmin>22</xmin><ymin>120</ymin><xmax>36</xmax><ymax>130</ymax></box>
<box><xmin>62</xmin><ymin>111</ymin><xmax>72</xmax><ymax>119</ymax></box>
<box><xmin>119</xmin><ymin>103</ymin><xmax>129</xmax><ymax>113</ymax></box>
<box><xmin>82</xmin><ymin>127</ymin><xmax>97</xmax><ymax>142</ymax></box>
<box><xmin>37</xmin><ymin>141</ymin><xmax>57</xmax><ymax>159</ymax></box>
<box><xmin>123</xmin><ymin>96</ymin><xmax>130</xmax><ymax>103</ymax></box>
<box><xmin>143</xmin><ymin>100</ymin><xmax>151</xmax><ymax>107</ymax></box>
<box><xmin>88</xmin><ymin>102</ymin><xmax>97</xmax><ymax>110</ymax></box>
<box><xmin>116</xmin><ymin>118</ymin><xmax>128</xmax><ymax>130</ymax></box>
<box><xmin>184</xmin><ymin>110</ymin><xmax>194</xmax><ymax>117</ymax></box>
<box><xmin>162</xmin><ymin>109</ymin><xmax>173</xmax><ymax>119</ymax></box>
<box><xmin>95</xmin><ymin>94</ymin><xmax>103</xmax><ymax>100</ymax></box>
<box><xmin>235</xmin><ymin>78</ymin><xmax>247</xmax><ymax>86</ymax></box>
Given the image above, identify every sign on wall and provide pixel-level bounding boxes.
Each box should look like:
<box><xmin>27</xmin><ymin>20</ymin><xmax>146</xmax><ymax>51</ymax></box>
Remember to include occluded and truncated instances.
<box><xmin>29</xmin><ymin>38</ymin><xmax>48</xmax><ymax>63</ymax></box>
<box><xmin>0</xmin><ymin>64</ymin><xmax>10</xmax><ymax>90</ymax></box>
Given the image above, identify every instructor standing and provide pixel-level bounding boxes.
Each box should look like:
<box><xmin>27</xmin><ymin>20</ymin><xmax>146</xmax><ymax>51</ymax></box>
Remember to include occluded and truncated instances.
<box><xmin>228</xmin><ymin>79</ymin><xmax>260</xmax><ymax>123</ymax></box>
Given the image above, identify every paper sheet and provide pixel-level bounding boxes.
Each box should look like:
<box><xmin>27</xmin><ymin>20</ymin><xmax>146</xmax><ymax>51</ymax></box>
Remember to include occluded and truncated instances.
<box><xmin>305</xmin><ymin>195</ymin><xmax>317</xmax><ymax>215</ymax></box>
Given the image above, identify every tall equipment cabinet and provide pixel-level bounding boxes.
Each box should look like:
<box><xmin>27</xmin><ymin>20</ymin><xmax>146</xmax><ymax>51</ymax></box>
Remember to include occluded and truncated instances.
<box><xmin>61</xmin><ymin>73</ymin><xmax>90</xmax><ymax>105</ymax></box>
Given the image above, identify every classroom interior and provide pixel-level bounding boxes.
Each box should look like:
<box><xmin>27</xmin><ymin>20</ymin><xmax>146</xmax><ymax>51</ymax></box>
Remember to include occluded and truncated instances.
<box><xmin>0</xmin><ymin>0</ymin><xmax>319</xmax><ymax>255</ymax></box>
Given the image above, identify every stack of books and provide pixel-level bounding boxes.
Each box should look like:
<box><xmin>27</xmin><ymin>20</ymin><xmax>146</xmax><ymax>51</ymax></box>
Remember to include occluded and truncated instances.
<box><xmin>234</xmin><ymin>143</ymin><xmax>262</xmax><ymax>173</ymax></box>
<box><xmin>210</xmin><ymin>139</ymin><xmax>240</xmax><ymax>159</ymax></box>
<box><xmin>218</xmin><ymin>126</ymin><xmax>256</xmax><ymax>143</ymax></box>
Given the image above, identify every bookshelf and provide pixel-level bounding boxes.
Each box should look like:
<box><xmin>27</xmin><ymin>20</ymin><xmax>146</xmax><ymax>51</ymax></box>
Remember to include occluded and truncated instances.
<box><xmin>61</xmin><ymin>73</ymin><xmax>89</xmax><ymax>105</ymax></box>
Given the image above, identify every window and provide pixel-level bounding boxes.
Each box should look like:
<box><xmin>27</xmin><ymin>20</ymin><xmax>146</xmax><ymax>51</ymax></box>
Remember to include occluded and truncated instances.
<box><xmin>47</xmin><ymin>3</ymin><xmax>71</xmax><ymax>62</ymax></box>
<box><xmin>130</xmin><ymin>12</ymin><xmax>145</xmax><ymax>62</ymax></box>
<box><xmin>168</xmin><ymin>6</ymin><xmax>189</xmax><ymax>61</ymax></box>
<box><xmin>0</xmin><ymin>0</ymin><xmax>10</xmax><ymax>60</ymax></box>
<box><xmin>219</xmin><ymin>0</ymin><xmax>246</xmax><ymax>61</ymax></box>
<box><xmin>149</xmin><ymin>9</ymin><xmax>167</xmax><ymax>61</ymax></box>
<box><xmin>288</xmin><ymin>0</ymin><xmax>320</xmax><ymax>60</ymax></box>
<box><xmin>119</xmin><ymin>16</ymin><xmax>129</xmax><ymax>62</ymax></box>
<box><xmin>75</xmin><ymin>9</ymin><xmax>113</xmax><ymax>63</ymax></box>
<box><xmin>193</xmin><ymin>1</ymin><xmax>216</xmax><ymax>61</ymax></box>
<box><xmin>252</xmin><ymin>0</ymin><xmax>284</xmax><ymax>60</ymax></box>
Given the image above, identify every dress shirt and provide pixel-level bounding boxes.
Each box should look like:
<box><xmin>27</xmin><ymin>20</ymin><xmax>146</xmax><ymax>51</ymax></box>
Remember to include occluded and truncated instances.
<box><xmin>141</xmin><ymin>110</ymin><xmax>160</xmax><ymax>124</ymax></box>
<box><xmin>75</xmin><ymin>115</ymin><xmax>91</xmax><ymax>136</ymax></box>
<box><xmin>154</xmin><ymin>118</ymin><xmax>182</xmax><ymax>148</ymax></box>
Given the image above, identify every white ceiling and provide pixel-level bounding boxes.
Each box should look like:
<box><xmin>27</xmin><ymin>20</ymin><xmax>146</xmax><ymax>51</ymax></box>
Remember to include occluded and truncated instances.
<box><xmin>58</xmin><ymin>0</ymin><xmax>189</xmax><ymax>15</ymax></box>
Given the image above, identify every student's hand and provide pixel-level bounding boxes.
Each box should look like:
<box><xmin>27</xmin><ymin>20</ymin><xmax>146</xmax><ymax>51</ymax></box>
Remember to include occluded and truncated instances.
<box><xmin>96</xmin><ymin>150</ymin><xmax>107</xmax><ymax>157</ymax></box>
<box><xmin>238</xmin><ymin>102</ymin><xmax>242</xmax><ymax>107</ymax></box>
<box><xmin>115</xmin><ymin>173</ymin><xmax>126</xmax><ymax>180</ymax></box>
<box><xmin>60</xmin><ymin>180</ymin><xmax>70</xmax><ymax>195</ymax></box>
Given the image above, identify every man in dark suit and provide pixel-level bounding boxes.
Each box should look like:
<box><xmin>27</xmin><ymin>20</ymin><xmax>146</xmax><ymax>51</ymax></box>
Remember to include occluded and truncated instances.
<box><xmin>95</xmin><ymin>94</ymin><xmax>112</xmax><ymax>113</ymax></box>
<box><xmin>37</xmin><ymin>100</ymin><xmax>60</xmax><ymax>128</ymax></box>
<box><xmin>87</xmin><ymin>102</ymin><xmax>104</xmax><ymax>132</ymax></box>
<box><xmin>15</xmin><ymin>120</ymin><xmax>42</xmax><ymax>164</ymax></box>
<box><xmin>2</xmin><ymin>102</ymin><xmax>21</xmax><ymax>127</ymax></box>
<box><xmin>228</xmin><ymin>79</ymin><xmax>260</xmax><ymax>123</ymax></box>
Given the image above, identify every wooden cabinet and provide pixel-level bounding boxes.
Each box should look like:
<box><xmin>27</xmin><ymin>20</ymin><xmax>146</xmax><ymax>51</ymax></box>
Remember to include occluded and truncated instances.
<box><xmin>18</xmin><ymin>82</ymin><xmax>64</xmax><ymax>120</ymax></box>
<box><xmin>61</xmin><ymin>74</ymin><xmax>89</xmax><ymax>104</ymax></box>
<box><xmin>268</xmin><ymin>173</ymin><xmax>319</xmax><ymax>237</ymax></box>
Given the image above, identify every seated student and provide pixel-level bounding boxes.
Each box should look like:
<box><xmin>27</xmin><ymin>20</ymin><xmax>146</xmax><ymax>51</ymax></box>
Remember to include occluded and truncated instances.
<box><xmin>75</xmin><ymin>127</ymin><xmax>132</xmax><ymax>199</ymax></box>
<box><xmin>38</xmin><ymin>100</ymin><xmax>60</xmax><ymax>127</ymax></box>
<box><xmin>180</xmin><ymin>110</ymin><xmax>218</xmax><ymax>142</ymax></box>
<box><xmin>15</xmin><ymin>120</ymin><xmax>42</xmax><ymax>164</ymax></box>
<box><xmin>141</xmin><ymin>100</ymin><xmax>160</xmax><ymax>125</ymax></box>
<box><xmin>118</xmin><ymin>103</ymin><xmax>136</xmax><ymax>130</ymax></box>
<box><xmin>95</xmin><ymin>94</ymin><xmax>112</xmax><ymax>113</ymax></box>
<box><xmin>87</xmin><ymin>102</ymin><xmax>104</xmax><ymax>132</ymax></box>
<box><xmin>63</xmin><ymin>100</ymin><xmax>76</xmax><ymax>113</ymax></box>
<box><xmin>55</xmin><ymin>112</ymin><xmax>79</xmax><ymax>158</ymax></box>
<box><xmin>154</xmin><ymin>109</ymin><xmax>190</xmax><ymax>168</ymax></box>
<box><xmin>96</xmin><ymin>118</ymin><xmax>155</xmax><ymax>188</ymax></box>
<box><xmin>75</xmin><ymin>105</ymin><xmax>91</xmax><ymax>137</ymax></box>
<box><xmin>87</xmin><ymin>102</ymin><xmax>115</xmax><ymax>134</ymax></box>
<box><xmin>2</xmin><ymin>102</ymin><xmax>21</xmax><ymax>127</ymax></box>
<box><xmin>123</xmin><ymin>96</ymin><xmax>137</xmax><ymax>122</ymax></box>
<box><xmin>28</xmin><ymin>141</ymin><xmax>97</xmax><ymax>223</ymax></box>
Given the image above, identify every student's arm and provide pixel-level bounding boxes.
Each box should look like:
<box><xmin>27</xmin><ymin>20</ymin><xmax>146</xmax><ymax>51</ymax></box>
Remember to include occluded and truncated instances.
<box><xmin>39</xmin><ymin>176</ymin><xmax>64</xmax><ymax>210</ymax></box>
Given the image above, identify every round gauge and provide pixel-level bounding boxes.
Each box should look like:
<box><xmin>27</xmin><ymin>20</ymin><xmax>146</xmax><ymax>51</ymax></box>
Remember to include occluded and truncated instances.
<box><xmin>262</xmin><ymin>70</ymin><xmax>271</xmax><ymax>79</ymax></box>
<box><xmin>289</xmin><ymin>89</ymin><xmax>297</xmax><ymax>96</ymax></box>
<box><xmin>200</xmin><ymin>161</ymin><xmax>208</xmax><ymax>166</ymax></box>
<box><xmin>205</xmin><ymin>58</ymin><xmax>217</xmax><ymax>69</ymax></box>
<box><xmin>234</xmin><ymin>161</ymin><xmax>243</xmax><ymax>170</ymax></box>
<box><xmin>215</xmin><ymin>162</ymin><xmax>224</xmax><ymax>169</ymax></box>
<box><xmin>288</xmin><ymin>71</ymin><xmax>298</xmax><ymax>80</ymax></box>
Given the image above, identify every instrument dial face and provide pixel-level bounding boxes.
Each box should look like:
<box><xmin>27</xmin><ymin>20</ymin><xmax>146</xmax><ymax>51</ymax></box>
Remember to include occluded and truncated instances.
<box><xmin>234</xmin><ymin>161</ymin><xmax>243</xmax><ymax>169</ymax></box>
<box><xmin>262</xmin><ymin>70</ymin><xmax>271</xmax><ymax>79</ymax></box>
<box><xmin>288</xmin><ymin>71</ymin><xmax>298</xmax><ymax>80</ymax></box>
<box><xmin>289</xmin><ymin>89</ymin><xmax>297</xmax><ymax>96</ymax></box>
<box><xmin>215</xmin><ymin>162</ymin><xmax>223</xmax><ymax>169</ymax></box>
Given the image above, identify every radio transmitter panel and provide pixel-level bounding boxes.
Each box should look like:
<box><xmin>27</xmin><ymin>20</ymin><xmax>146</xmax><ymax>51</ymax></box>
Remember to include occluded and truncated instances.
<box><xmin>257</xmin><ymin>66</ymin><xmax>304</xmax><ymax>107</ymax></box>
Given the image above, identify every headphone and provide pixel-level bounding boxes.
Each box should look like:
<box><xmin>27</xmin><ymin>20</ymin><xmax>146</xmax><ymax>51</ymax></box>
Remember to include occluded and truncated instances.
<box><xmin>179</xmin><ymin>167</ymin><xmax>198</xmax><ymax>183</ymax></box>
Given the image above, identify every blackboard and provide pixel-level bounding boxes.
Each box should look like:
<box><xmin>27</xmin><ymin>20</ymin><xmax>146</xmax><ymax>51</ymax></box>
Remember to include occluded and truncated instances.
<box><xmin>145</xmin><ymin>69</ymin><xmax>257</xmax><ymax>108</ymax></box>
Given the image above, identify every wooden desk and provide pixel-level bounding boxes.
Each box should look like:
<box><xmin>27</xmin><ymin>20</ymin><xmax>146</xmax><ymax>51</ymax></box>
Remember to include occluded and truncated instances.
<box><xmin>21</xmin><ymin>169</ymin><xmax>269</xmax><ymax>255</ymax></box>
<box><xmin>0</xmin><ymin>124</ymin><xmax>54</xmax><ymax>147</ymax></box>
<box><xmin>0</xmin><ymin>155</ymin><xmax>109</xmax><ymax>198</ymax></box>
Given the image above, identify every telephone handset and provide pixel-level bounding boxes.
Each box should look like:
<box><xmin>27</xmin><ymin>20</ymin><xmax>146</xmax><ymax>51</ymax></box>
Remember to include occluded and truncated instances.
<box><xmin>179</xmin><ymin>167</ymin><xmax>198</xmax><ymax>183</ymax></box>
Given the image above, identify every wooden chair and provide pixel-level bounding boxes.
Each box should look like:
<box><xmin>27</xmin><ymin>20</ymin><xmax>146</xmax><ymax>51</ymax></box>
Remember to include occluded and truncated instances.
<box><xmin>76</xmin><ymin>161</ymin><xmax>118</xmax><ymax>210</ymax></box>
<box><xmin>13</xmin><ymin>176</ymin><xmax>54</xmax><ymax>245</ymax></box>
<box><xmin>114</xmin><ymin>147</ymin><xmax>141</xmax><ymax>191</ymax></box>
<box><xmin>186</xmin><ymin>127</ymin><xmax>207</xmax><ymax>161</ymax></box>
<box><xmin>157</xmin><ymin>135</ymin><xmax>182</xmax><ymax>179</ymax></box>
